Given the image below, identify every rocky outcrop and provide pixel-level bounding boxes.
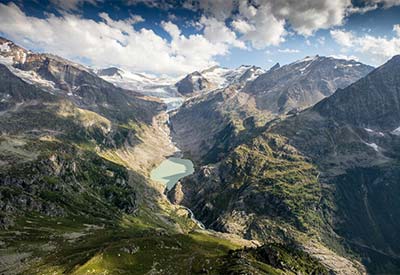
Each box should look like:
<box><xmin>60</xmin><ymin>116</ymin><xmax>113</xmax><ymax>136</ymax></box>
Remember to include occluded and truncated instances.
<box><xmin>175</xmin><ymin>71</ymin><xmax>213</xmax><ymax>95</ymax></box>
<box><xmin>96</xmin><ymin>67</ymin><xmax>123</xmax><ymax>78</ymax></box>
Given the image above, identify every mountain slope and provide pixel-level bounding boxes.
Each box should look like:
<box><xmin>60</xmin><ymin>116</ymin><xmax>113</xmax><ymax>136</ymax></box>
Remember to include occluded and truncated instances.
<box><xmin>170</xmin><ymin>56</ymin><xmax>373</xmax><ymax>164</ymax></box>
<box><xmin>270</xmin><ymin>56</ymin><xmax>400</xmax><ymax>272</ymax></box>
<box><xmin>170</xmin><ymin>56</ymin><xmax>400</xmax><ymax>273</ymax></box>
<box><xmin>243</xmin><ymin>55</ymin><xmax>374</xmax><ymax>114</ymax></box>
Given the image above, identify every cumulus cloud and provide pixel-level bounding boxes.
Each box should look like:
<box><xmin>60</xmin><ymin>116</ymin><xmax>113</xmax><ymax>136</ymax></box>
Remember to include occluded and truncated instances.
<box><xmin>235</xmin><ymin>1</ymin><xmax>286</xmax><ymax>48</ymax></box>
<box><xmin>125</xmin><ymin>0</ymin><xmax>400</xmax><ymax>51</ymax></box>
<box><xmin>330</xmin><ymin>28</ymin><xmax>400</xmax><ymax>65</ymax></box>
<box><xmin>200</xmin><ymin>16</ymin><xmax>246</xmax><ymax>49</ymax></box>
<box><xmin>0</xmin><ymin>2</ymin><xmax>243</xmax><ymax>75</ymax></box>
<box><xmin>270</xmin><ymin>0</ymin><xmax>351</xmax><ymax>36</ymax></box>
<box><xmin>184</xmin><ymin>0</ymin><xmax>237</xmax><ymax>21</ymax></box>
<box><xmin>231</xmin><ymin>19</ymin><xmax>254</xmax><ymax>34</ymax></box>
<box><xmin>187</xmin><ymin>0</ymin><xmax>354</xmax><ymax>48</ymax></box>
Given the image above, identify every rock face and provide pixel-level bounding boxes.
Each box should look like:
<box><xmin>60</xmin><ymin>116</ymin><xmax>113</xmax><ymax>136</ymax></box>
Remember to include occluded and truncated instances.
<box><xmin>171</xmin><ymin>56</ymin><xmax>400</xmax><ymax>273</ymax></box>
<box><xmin>175</xmin><ymin>71</ymin><xmax>213</xmax><ymax>95</ymax></box>
<box><xmin>96</xmin><ymin>67</ymin><xmax>123</xmax><ymax>78</ymax></box>
<box><xmin>243</xmin><ymin>55</ymin><xmax>374</xmax><ymax>114</ymax></box>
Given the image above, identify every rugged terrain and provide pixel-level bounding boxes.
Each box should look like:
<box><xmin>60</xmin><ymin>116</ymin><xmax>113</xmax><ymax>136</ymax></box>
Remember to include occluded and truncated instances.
<box><xmin>170</xmin><ymin>56</ymin><xmax>373</xmax><ymax>164</ymax></box>
<box><xmin>170</xmin><ymin>56</ymin><xmax>400</xmax><ymax>274</ymax></box>
<box><xmin>0</xmin><ymin>37</ymin><xmax>330</xmax><ymax>274</ymax></box>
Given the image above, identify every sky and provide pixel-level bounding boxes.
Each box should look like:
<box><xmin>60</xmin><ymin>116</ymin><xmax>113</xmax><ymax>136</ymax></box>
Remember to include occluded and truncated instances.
<box><xmin>0</xmin><ymin>0</ymin><xmax>399</xmax><ymax>76</ymax></box>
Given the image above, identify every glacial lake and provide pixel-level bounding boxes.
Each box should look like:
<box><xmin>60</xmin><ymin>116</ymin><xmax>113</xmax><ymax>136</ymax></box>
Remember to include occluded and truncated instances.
<box><xmin>150</xmin><ymin>157</ymin><xmax>194</xmax><ymax>190</ymax></box>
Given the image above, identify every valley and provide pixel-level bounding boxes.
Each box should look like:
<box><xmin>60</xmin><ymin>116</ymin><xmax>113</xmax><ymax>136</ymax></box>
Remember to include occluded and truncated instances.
<box><xmin>0</xmin><ymin>37</ymin><xmax>333</xmax><ymax>275</ymax></box>
<box><xmin>0</xmin><ymin>34</ymin><xmax>400</xmax><ymax>275</ymax></box>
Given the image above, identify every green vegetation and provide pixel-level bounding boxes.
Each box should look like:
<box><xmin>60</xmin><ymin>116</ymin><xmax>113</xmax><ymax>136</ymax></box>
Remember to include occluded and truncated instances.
<box><xmin>218</xmin><ymin>133</ymin><xmax>324</xmax><ymax>232</ymax></box>
<box><xmin>0</xmin><ymin>211</ymin><xmax>329</xmax><ymax>275</ymax></box>
<box><xmin>221</xmin><ymin>243</ymin><xmax>329</xmax><ymax>275</ymax></box>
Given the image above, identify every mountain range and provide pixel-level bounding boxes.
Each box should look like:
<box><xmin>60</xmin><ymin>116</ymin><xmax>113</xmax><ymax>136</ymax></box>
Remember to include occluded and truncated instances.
<box><xmin>1</xmin><ymin>36</ymin><xmax>400</xmax><ymax>274</ymax></box>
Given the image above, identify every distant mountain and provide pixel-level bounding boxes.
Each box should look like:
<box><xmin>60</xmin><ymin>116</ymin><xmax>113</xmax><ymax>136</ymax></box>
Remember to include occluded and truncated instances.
<box><xmin>0</xmin><ymin>37</ymin><xmax>162</xmax><ymax>124</ymax></box>
<box><xmin>243</xmin><ymin>55</ymin><xmax>374</xmax><ymax>114</ymax></box>
<box><xmin>97</xmin><ymin>67</ymin><xmax>178</xmax><ymax>95</ymax></box>
<box><xmin>175</xmin><ymin>65</ymin><xmax>265</xmax><ymax>95</ymax></box>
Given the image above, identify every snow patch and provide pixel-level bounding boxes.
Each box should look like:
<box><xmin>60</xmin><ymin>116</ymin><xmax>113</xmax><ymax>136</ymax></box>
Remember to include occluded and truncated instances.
<box><xmin>365</xmin><ymin>142</ymin><xmax>380</xmax><ymax>152</ymax></box>
<box><xmin>0</xmin><ymin>42</ymin><xmax>11</xmax><ymax>52</ymax></box>
<box><xmin>0</xmin><ymin>55</ymin><xmax>13</xmax><ymax>65</ymax></box>
<box><xmin>20</xmin><ymin>52</ymin><xmax>26</xmax><ymax>64</ymax></box>
<box><xmin>391</xmin><ymin>126</ymin><xmax>400</xmax><ymax>136</ymax></box>
<box><xmin>201</xmin><ymin>65</ymin><xmax>264</xmax><ymax>88</ymax></box>
<box><xmin>364</xmin><ymin>128</ymin><xmax>384</xmax><ymax>137</ymax></box>
<box><xmin>0</xmin><ymin>58</ymin><xmax>57</xmax><ymax>91</ymax></box>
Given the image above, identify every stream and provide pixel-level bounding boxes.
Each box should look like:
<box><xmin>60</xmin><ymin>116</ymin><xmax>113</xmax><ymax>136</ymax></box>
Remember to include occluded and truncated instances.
<box><xmin>150</xmin><ymin>98</ymin><xmax>206</xmax><ymax>230</ymax></box>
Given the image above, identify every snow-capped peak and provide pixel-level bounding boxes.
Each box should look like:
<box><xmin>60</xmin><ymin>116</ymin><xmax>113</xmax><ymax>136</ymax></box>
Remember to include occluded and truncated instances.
<box><xmin>195</xmin><ymin>64</ymin><xmax>265</xmax><ymax>90</ymax></box>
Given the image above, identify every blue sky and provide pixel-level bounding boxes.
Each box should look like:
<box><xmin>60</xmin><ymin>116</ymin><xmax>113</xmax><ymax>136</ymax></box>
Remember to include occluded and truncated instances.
<box><xmin>0</xmin><ymin>0</ymin><xmax>399</xmax><ymax>75</ymax></box>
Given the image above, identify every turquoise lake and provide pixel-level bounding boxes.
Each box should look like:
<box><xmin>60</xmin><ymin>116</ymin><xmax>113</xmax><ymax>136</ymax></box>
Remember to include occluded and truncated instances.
<box><xmin>150</xmin><ymin>157</ymin><xmax>194</xmax><ymax>190</ymax></box>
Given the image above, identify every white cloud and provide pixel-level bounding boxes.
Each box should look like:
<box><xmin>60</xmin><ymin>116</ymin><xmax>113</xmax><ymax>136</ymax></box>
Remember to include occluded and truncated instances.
<box><xmin>236</xmin><ymin>1</ymin><xmax>286</xmax><ymax>48</ymax></box>
<box><xmin>329</xmin><ymin>54</ymin><xmax>359</xmax><ymax>61</ymax></box>
<box><xmin>271</xmin><ymin>0</ymin><xmax>351</xmax><ymax>36</ymax></box>
<box><xmin>0</xmin><ymin>2</ymin><xmax>243</xmax><ymax>75</ymax></box>
<box><xmin>200</xmin><ymin>16</ymin><xmax>246</xmax><ymax>49</ymax></box>
<box><xmin>367</xmin><ymin>0</ymin><xmax>400</xmax><ymax>8</ymax></box>
<box><xmin>330</xmin><ymin>29</ymin><xmax>354</xmax><ymax>47</ymax></box>
<box><xmin>194</xmin><ymin>0</ymin><xmax>354</xmax><ymax>49</ymax></box>
<box><xmin>348</xmin><ymin>0</ymin><xmax>400</xmax><ymax>13</ymax></box>
<box><xmin>330</xmin><ymin>28</ymin><xmax>400</xmax><ymax>65</ymax></box>
<box><xmin>125</xmin><ymin>0</ymin><xmax>400</xmax><ymax>52</ymax></box>
<box><xmin>394</xmin><ymin>24</ymin><xmax>400</xmax><ymax>36</ymax></box>
<box><xmin>278</xmin><ymin>48</ymin><xmax>300</xmax><ymax>53</ymax></box>
<box><xmin>49</xmin><ymin>0</ymin><xmax>101</xmax><ymax>11</ymax></box>
<box><xmin>231</xmin><ymin>19</ymin><xmax>254</xmax><ymax>34</ymax></box>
